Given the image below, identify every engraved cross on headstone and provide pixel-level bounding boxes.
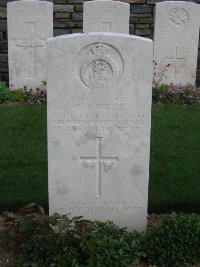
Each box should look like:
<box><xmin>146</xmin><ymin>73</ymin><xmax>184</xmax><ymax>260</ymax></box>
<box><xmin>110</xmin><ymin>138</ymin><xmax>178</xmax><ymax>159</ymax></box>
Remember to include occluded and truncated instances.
<box><xmin>166</xmin><ymin>47</ymin><xmax>185</xmax><ymax>81</ymax></box>
<box><xmin>79</xmin><ymin>137</ymin><xmax>118</xmax><ymax>197</ymax></box>
<box><xmin>13</xmin><ymin>22</ymin><xmax>46</xmax><ymax>79</ymax></box>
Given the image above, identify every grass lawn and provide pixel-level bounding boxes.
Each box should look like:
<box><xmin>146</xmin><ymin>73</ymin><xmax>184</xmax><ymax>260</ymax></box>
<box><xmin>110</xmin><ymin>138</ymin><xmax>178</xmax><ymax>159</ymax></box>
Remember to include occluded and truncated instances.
<box><xmin>149</xmin><ymin>104</ymin><xmax>200</xmax><ymax>213</ymax></box>
<box><xmin>0</xmin><ymin>104</ymin><xmax>199</xmax><ymax>213</ymax></box>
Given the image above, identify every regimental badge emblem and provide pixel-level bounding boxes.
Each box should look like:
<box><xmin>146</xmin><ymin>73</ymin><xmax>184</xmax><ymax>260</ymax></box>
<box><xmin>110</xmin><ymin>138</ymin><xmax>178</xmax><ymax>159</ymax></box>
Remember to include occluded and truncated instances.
<box><xmin>77</xmin><ymin>43</ymin><xmax>123</xmax><ymax>90</ymax></box>
<box><xmin>168</xmin><ymin>8</ymin><xmax>189</xmax><ymax>27</ymax></box>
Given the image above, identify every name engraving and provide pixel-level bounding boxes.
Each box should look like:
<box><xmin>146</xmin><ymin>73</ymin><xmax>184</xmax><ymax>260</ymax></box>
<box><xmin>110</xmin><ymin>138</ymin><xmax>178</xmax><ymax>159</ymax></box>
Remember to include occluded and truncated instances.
<box><xmin>51</xmin><ymin>96</ymin><xmax>147</xmax><ymax>133</ymax></box>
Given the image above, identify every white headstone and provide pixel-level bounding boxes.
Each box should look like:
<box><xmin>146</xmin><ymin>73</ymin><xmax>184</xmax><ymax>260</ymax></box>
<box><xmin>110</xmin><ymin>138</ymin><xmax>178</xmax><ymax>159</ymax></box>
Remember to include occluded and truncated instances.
<box><xmin>83</xmin><ymin>0</ymin><xmax>130</xmax><ymax>34</ymax></box>
<box><xmin>154</xmin><ymin>1</ymin><xmax>200</xmax><ymax>85</ymax></box>
<box><xmin>7</xmin><ymin>0</ymin><xmax>53</xmax><ymax>90</ymax></box>
<box><xmin>47</xmin><ymin>33</ymin><xmax>153</xmax><ymax>231</ymax></box>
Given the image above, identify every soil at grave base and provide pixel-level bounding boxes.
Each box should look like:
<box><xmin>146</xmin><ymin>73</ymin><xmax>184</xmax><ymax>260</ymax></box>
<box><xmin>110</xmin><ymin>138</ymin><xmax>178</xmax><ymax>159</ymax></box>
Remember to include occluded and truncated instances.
<box><xmin>0</xmin><ymin>205</ymin><xmax>199</xmax><ymax>267</ymax></box>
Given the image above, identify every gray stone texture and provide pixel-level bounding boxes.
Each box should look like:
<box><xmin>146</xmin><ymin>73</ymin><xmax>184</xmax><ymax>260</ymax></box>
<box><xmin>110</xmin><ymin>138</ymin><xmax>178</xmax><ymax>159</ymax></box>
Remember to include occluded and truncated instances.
<box><xmin>54</xmin><ymin>4</ymin><xmax>74</xmax><ymax>12</ymax></box>
<box><xmin>131</xmin><ymin>4</ymin><xmax>152</xmax><ymax>13</ymax></box>
<box><xmin>72</xmin><ymin>12</ymin><xmax>83</xmax><ymax>21</ymax></box>
<box><xmin>0</xmin><ymin>20</ymin><xmax>7</xmax><ymax>32</ymax></box>
<box><xmin>0</xmin><ymin>7</ymin><xmax>7</xmax><ymax>18</ymax></box>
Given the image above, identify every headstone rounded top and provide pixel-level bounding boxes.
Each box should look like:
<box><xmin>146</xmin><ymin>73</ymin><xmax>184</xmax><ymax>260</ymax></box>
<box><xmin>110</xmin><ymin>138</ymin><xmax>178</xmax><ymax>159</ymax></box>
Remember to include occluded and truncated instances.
<box><xmin>8</xmin><ymin>0</ymin><xmax>53</xmax><ymax>5</ymax></box>
<box><xmin>85</xmin><ymin>0</ymin><xmax>129</xmax><ymax>5</ymax></box>
<box><xmin>156</xmin><ymin>1</ymin><xmax>200</xmax><ymax>6</ymax></box>
<box><xmin>20</xmin><ymin>0</ymin><xmax>52</xmax><ymax>2</ymax></box>
<box><xmin>83</xmin><ymin>0</ymin><xmax>130</xmax><ymax>34</ymax></box>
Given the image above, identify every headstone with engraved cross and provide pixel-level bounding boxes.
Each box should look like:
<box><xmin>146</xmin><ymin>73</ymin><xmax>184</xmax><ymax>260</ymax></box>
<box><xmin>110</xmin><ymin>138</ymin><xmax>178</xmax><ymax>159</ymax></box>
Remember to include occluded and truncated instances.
<box><xmin>7</xmin><ymin>0</ymin><xmax>53</xmax><ymax>90</ymax></box>
<box><xmin>83</xmin><ymin>0</ymin><xmax>130</xmax><ymax>34</ymax></box>
<box><xmin>47</xmin><ymin>22</ymin><xmax>153</xmax><ymax>230</ymax></box>
<box><xmin>154</xmin><ymin>1</ymin><xmax>200</xmax><ymax>85</ymax></box>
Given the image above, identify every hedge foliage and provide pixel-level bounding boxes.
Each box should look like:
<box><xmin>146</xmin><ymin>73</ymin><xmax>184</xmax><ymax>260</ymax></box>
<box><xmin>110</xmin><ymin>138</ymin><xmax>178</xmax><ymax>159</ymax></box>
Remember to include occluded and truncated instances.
<box><xmin>0</xmin><ymin>211</ymin><xmax>200</xmax><ymax>267</ymax></box>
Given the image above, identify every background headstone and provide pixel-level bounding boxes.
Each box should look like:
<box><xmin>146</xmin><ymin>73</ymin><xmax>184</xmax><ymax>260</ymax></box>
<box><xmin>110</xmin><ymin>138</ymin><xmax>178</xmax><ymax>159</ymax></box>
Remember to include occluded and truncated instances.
<box><xmin>7</xmin><ymin>0</ymin><xmax>53</xmax><ymax>90</ymax></box>
<box><xmin>154</xmin><ymin>1</ymin><xmax>200</xmax><ymax>85</ymax></box>
<box><xmin>47</xmin><ymin>33</ymin><xmax>153</xmax><ymax>231</ymax></box>
<box><xmin>83</xmin><ymin>0</ymin><xmax>130</xmax><ymax>34</ymax></box>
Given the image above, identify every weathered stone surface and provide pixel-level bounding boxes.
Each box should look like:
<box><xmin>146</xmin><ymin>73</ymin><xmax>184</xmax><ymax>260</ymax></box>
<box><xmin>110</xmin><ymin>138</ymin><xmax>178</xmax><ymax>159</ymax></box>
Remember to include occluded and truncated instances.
<box><xmin>0</xmin><ymin>54</ymin><xmax>7</xmax><ymax>63</ymax></box>
<box><xmin>47</xmin><ymin>33</ymin><xmax>153</xmax><ymax>231</ymax></box>
<box><xmin>8</xmin><ymin>0</ymin><xmax>53</xmax><ymax>89</ymax></box>
<box><xmin>65</xmin><ymin>21</ymin><xmax>75</xmax><ymax>28</ymax></box>
<box><xmin>0</xmin><ymin>41</ymin><xmax>7</xmax><ymax>49</ymax></box>
<box><xmin>0</xmin><ymin>63</ymin><xmax>8</xmax><ymax>68</ymax></box>
<box><xmin>131</xmin><ymin>13</ymin><xmax>152</xmax><ymax>18</ymax></box>
<box><xmin>54</xmin><ymin>0</ymin><xmax>66</xmax><ymax>4</ymax></box>
<box><xmin>146</xmin><ymin>0</ymin><xmax>155</xmax><ymax>4</ymax></box>
<box><xmin>136</xmin><ymin>24</ymin><xmax>149</xmax><ymax>28</ymax></box>
<box><xmin>154</xmin><ymin>1</ymin><xmax>200</xmax><ymax>85</ymax></box>
<box><xmin>139</xmin><ymin>17</ymin><xmax>154</xmax><ymax>23</ymax></box>
<box><xmin>129</xmin><ymin>0</ymin><xmax>145</xmax><ymax>3</ymax></box>
<box><xmin>0</xmin><ymin>67</ymin><xmax>8</xmax><ymax>73</ymax></box>
<box><xmin>55</xmin><ymin>12</ymin><xmax>71</xmax><ymax>19</ymax></box>
<box><xmin>83</xmin><ymin>0</ymin><xmax>130</xmax><ymax>34</ymax></box>
<box><xmin>54</xmin><ymin>4</ymin><xmax>74</xmax><ymax>13</ymax></box>
<box><xmin>131</xmin><ymin>4</ymin><xmax>152</xmax><ymax>14</ymax></box>
<box><xmin>54</xmin><ymin>28</ymin><xmax>71</xmax><ymax>36</ymax></box>
<box><xmin>3</xmin><ymin>73</ymin><xmax>8</xmax><ymax>80</ymax></box>
<box><xmin>74</xmin><ymin>4</ymin><xmax>83</xmax><ymax>12</ymax></box>
<box><xmin>0</xmin><ymin>20</ymin><xmax>7</xmax><ymax>32</ymax></box>
<box><xmin>54</xmin><ymin>21</ymin><xmax>65</xmax><ymax>28</ymax></box>
<box><xmin>135</xmin><ymin>28</ymin><xmax>151</xmax><ymax>35</ymax></box>
<box><xmin>0</xmin><ymin>32</ymin><xmax>4</xmax><ymax>40</ymax></box>
<box><xmin>198</xmin><ymin>54</ymin><xmax>200</xmax><ymax>64</ymax></box>
<box><xmin>72</xmin><ymin>12</ymin><xmax>83</xmax><ymax>22</ymax></box>
<box><xmin>74</xmin><ymin>22</ymin><xmax>83</xmax><ymax>28</ymax></box>
<box><xmin>130</xmin><ymin>17</ymin><xmax>139</xmax><ymax>24</ymax></box>
<box><xmin>150</xmin><ymin>23</ymin><xmax>154</xmax><ymax>29</ymax></box>
<box><xmin>0</xmin><ymin>49</ymin><xmax>7</xmax><ymax>53</ymax></box>
<box><xmin>0</xmin><ymin>7</ymin><xmax>6</xmax><ymax>18</ymax></box>
<box><xmin>71</xmin><ymin>28</ymin><xmax>82</xmax><ymax>33</ymax></box>
<box><xmin>68</xmin><ymin>0</ymin><xmax>83</xmax><ymax>4</ymax></box>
